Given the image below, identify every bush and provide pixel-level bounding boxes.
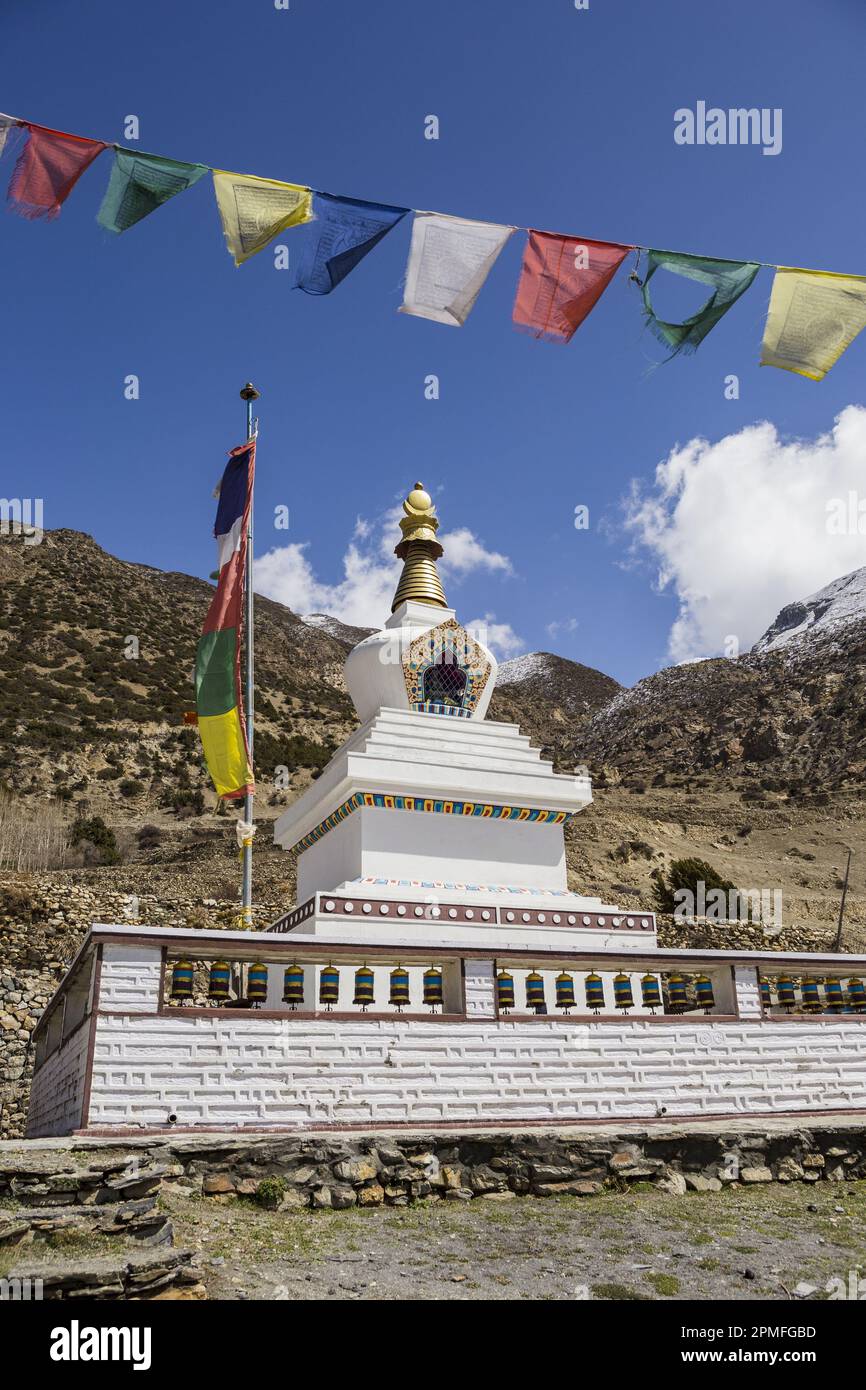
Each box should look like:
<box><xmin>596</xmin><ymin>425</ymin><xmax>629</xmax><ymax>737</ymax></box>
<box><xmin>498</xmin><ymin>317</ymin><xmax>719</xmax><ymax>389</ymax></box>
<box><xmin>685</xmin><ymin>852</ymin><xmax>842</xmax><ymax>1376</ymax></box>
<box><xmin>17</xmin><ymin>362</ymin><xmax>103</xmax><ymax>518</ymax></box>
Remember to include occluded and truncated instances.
<box><xmin>651</xmin><ymin>857</ymin><xmax>738</xmax><ymax>917</ymax></box>
<box><xmin>119</xmin><ymin>779</ymin><xmax>144</xmax><ymax>798</ymax></box>
<box><xmin>70</xmin><ymin>815</ymin><xmax>120</xmax><ymax>866</ymax></box>
<box><xmin>255</xmin><ymin>1177</ymin><xmax>286</xmax><ymax>1210</ymax></box>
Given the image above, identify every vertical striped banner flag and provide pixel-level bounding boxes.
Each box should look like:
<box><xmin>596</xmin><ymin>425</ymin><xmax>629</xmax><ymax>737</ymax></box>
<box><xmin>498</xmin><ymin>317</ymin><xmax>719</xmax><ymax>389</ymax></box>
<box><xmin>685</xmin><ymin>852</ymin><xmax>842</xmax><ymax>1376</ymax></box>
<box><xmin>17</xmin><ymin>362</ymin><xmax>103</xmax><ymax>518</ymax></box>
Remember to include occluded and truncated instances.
<box><xmin>195</xmin><ymin>440</ymin><xmax>255</xmax><ymax>799</ymax></box>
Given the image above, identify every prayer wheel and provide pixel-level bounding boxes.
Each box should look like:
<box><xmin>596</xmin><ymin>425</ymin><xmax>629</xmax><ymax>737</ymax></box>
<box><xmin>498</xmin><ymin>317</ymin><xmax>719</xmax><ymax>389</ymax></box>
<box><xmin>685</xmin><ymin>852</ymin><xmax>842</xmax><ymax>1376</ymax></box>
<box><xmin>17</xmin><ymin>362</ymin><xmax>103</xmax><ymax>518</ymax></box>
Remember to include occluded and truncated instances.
<box><xmin>694</xmin><ymin>974</ymin><xmax>715</xmax><ymax>1014</ymax></box>
<box><xmin>641</xmin><ymin>973</ymin><xmax>662</xmax><ymax>1013</ymax></box>
<box><xmin>354</xmin><ymin>964</ymin><xmax>375</xmax><ymax>1010</ymax></box>
<box><xmin>319</xmin><ymin>963</ymin><xmax>340</xmax><ymax>1009</ymax></box>
<box><xmin>667</xmin><ymin>973</ymin><xmax>688</xmax><ymax>1013</ymax></box>
<box><xmin>496</xmin><ymin>970</ymin><xmax>515</xmax><ymax>1013</ymax></box>
<box><xmin>423</xmin><ymin>966</ymin><xmax>444</xmax><ymax>1011</ymax></box>
<box><xmin>848</xmin><ymin>977</ymin><xmax>866</xmax><ymax>1012</ymax></box>
<box><xmin>247</xmin><ymin>962</ymin><xmax>268</xmax><ymax>1005</ymax></box>
<box><xmin>171</xmin><ymin>960</ymin><xmax>195</xmax><ymax>1002</ymax></box>
<box><xmin>555</xmin><ymin>971</ymin><xmax>576</xmax><ymax>1013</ymax></box>
<box><xmin>585</xmin><ymin>972</ymin><xmax>605</xmax><ymax>1014</ymax></box>
<box><xmin>613</xmin><ymin>972</ymin><xmax>634</xmax><ymax>1012</ymax></box>
<box><xmin>525</xmin><ymin>971</ymin><xmax>546</xmax><ymax>1011</ymax></box>
<box><xmin>389</xmin><ymin>964</ymin><xmax>411</xmax><ymax>1010</ymax></box>
<box><xmin>824</xmin><ymin>976</ymin><xmax>844</xmax><ymax>1013</ymax></box>
<box><xmin>283</xmin><ymin>963</ymin><xmax>304</xmax><ymax>1009</ymax></box>
<box><xmin>208</xmin><ymin>960</ymin><xmax>232</xmax><ymax>1002</ymax></box>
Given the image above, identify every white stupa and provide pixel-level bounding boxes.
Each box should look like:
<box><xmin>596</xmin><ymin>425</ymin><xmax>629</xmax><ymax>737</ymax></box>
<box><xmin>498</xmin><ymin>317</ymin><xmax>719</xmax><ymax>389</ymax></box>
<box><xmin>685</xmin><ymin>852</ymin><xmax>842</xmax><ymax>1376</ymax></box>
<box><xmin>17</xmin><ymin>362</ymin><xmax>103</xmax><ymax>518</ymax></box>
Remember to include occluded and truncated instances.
<box><xmin>273</xmin><ymin>483</ymin><xmax>655</xmax><ymax>952</ymax></box>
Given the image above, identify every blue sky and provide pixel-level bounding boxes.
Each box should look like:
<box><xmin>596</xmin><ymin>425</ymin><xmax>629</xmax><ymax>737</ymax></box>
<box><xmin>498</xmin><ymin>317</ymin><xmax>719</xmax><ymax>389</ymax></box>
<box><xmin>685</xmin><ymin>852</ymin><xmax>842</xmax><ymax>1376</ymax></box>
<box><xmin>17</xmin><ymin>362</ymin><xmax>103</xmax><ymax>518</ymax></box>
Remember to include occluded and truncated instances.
<box><xmin>3</xmin><ymin>0</ymin><xmax>866</xmax><ymax>686</ymax></box>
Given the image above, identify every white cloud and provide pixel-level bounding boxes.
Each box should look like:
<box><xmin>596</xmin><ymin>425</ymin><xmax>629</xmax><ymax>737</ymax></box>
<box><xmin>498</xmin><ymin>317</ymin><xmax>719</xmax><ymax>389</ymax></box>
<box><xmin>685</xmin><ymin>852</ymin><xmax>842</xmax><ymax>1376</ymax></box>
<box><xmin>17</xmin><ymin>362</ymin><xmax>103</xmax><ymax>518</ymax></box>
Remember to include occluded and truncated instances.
<box><xmin>466</xmin><ymin>614</ymin><xmax>525</xmax><ymax>661</ymax></box>
<box><xmin>623</xmin><ymin>405</ymin><xmax>866</xmax><ymax>663</ymax></box>
<box><xmin>546</xmin><ymin>617</ymin><xmax>578</xmax><ymax>639</ymax></box>
<box><xmin>439</xmin><ymin>527</ymin><xmax>513</xmax><ymax>577</ymax></box>
<box><xmin>255</xmin><ymin>505</ymin><xmax>518</xmax><ymax>633</ymax></box>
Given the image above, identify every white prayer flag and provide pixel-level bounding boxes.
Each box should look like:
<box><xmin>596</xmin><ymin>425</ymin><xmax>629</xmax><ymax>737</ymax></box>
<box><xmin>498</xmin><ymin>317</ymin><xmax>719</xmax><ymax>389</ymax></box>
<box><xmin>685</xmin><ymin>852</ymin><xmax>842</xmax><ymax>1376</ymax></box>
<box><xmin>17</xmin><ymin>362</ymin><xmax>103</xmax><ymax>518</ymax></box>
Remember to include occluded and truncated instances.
<box><xmin>0</xmin><ymin>113</ymin><xmax>18</xmax><ymax>159</ymax></box>
<box><xmin>399</xmin><ymin>211</ymin><xmax>514</xmax><ymax>326</ymax></box>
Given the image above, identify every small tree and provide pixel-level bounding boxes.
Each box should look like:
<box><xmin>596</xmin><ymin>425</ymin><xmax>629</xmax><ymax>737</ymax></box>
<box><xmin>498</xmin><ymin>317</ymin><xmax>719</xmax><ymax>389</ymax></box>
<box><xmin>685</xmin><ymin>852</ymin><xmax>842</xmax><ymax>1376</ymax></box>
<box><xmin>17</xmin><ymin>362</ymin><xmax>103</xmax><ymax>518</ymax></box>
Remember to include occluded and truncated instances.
<box><xmin>651</xmin><ymin>857</ymin><xmax>740</xmax><ymax>917</ymax></box>
<box><xmin>70</xmin><ymin>815</ymin><xmax>120</xmax><ymax>866</ymax></box>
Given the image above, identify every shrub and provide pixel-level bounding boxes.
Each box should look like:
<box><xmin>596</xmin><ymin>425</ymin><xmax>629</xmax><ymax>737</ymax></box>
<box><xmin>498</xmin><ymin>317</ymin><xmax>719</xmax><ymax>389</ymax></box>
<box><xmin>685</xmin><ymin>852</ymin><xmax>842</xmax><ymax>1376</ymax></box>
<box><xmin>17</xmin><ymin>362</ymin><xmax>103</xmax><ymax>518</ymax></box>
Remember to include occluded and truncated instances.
<box><xmin>255</xmin><ymin>1177</ymin><xmax>286</xmax><ymax>1210</ymax></box>
<box><xmin>119</xmin><ymin>779</ymin><xmax>144</xmax><ymax>798</ymax></box>
<box><xmin>70</xmin><ymin>815</ymin><xmax>120</xmax><ymax>866</ymax></box>
<box><xmin>651</xmin><ymin>857</ymin><xmax>738</xmax><ymax>917</ymax></box>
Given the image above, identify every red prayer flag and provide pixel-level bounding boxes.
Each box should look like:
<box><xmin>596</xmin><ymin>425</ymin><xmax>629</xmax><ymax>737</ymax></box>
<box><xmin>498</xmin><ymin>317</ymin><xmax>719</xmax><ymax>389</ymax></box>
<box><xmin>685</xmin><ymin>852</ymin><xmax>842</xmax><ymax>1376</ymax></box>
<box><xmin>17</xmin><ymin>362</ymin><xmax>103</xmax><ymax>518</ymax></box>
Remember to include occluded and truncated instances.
<box><xmin>7</xmin><ymin>125</ymin><xmax>108</xmax><ymax>220</ymax></box>
<box><xmin>513</xmin><ymin>230</ymin><xmax>632</xmax><ymax>343</ymax></box>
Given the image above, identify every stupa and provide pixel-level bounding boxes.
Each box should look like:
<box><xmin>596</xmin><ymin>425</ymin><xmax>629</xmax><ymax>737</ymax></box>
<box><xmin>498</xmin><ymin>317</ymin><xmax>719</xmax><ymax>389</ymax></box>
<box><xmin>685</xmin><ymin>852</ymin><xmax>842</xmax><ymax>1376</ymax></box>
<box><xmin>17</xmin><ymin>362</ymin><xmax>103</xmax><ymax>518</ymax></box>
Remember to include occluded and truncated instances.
<box><xmin>25</xmin><ymin>485</ymin><xmax>866</xmax><ymax>1135</ymax></box>
<box><xmin>271</xmin><ymin>482</ymin><xmax>650</xmax><ymax>953</ymax></box>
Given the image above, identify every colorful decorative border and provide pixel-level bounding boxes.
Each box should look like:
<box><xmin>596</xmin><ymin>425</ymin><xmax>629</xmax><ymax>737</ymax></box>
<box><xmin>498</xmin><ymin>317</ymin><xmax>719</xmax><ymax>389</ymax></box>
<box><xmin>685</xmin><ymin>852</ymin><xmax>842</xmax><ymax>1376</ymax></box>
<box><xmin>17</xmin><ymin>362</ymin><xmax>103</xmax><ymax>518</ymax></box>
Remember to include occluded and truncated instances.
<box><xmin>411</xmin><ymin>701</ymin><xmax>472</xmax><ymax>718</ymax></box>
<box><xmin>402</xmin><ymin>619</ymin><xmax>492</xmax><ymax>716</ymax></box>
<box><xmin>292</xmin><ymin>791</ymin><xmax>573</xmax><ymax>853</ymax></box>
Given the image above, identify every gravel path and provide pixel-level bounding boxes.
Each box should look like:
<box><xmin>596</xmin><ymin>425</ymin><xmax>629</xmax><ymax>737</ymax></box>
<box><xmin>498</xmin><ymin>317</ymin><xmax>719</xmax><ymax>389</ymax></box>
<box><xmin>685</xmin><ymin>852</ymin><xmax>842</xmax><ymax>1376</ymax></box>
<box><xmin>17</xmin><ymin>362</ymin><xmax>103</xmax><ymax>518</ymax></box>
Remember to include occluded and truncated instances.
<box><xmin>164</xmin><ymin>1180</ymin><xmax>866</xmax><ymax>1301</ymax></box>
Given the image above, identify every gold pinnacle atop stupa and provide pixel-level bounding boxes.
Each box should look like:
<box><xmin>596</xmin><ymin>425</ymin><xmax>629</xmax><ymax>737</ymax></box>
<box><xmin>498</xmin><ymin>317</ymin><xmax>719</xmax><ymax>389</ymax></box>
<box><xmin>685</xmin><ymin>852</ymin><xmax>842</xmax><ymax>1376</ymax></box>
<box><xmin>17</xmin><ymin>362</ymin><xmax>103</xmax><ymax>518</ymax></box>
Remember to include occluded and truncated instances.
<box><xmin>391</xmin><ymin>482</ymin><xmax>448</xmax><ymax>612</ymax></box>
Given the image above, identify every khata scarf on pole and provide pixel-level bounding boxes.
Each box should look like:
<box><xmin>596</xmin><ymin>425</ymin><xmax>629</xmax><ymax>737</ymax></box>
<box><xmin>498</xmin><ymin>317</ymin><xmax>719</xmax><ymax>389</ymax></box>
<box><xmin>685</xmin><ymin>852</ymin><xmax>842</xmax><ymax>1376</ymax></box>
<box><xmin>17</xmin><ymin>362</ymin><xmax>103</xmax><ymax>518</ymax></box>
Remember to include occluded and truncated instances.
<box><xmin>195</xmin><ymin>440</ymin><xmax>256</xmax><ymax>800</ymax></box>
<box><xmin>212</xmin><ymin>170</ymin><xmax>312</xmax><ymax>265</ymax></box>
<box><xmin>760</xmin><ymin>267</ymin><xmax>866</xmax><ymax>381</ymax></box>
<box><xmin>639</xmin><ymin>249</ymin><xmax>761</xmax><ymax>356</ymax></box>
<box><xmin>399</xmin><ymin>212</ymin><xmax>514</xmax><ymax>326</ymax></box>
<box><xmin>7</xmin><ymin>124</ymin><xmax>108</xmax><ymax>219</ymax></box>
<box><xmin>296</xmin><ymin>192</ymin><xmax>408</xmax><ymax>294</ymax></box>
<box><xmin>97</xmin><ymin>148</ymin><xmax>208</xmax><ymax>233</ymax></box>
<box><xmin>512</xmin><ymin>230</ymin><xmax>632</xmax><ymax>342</ymax></box>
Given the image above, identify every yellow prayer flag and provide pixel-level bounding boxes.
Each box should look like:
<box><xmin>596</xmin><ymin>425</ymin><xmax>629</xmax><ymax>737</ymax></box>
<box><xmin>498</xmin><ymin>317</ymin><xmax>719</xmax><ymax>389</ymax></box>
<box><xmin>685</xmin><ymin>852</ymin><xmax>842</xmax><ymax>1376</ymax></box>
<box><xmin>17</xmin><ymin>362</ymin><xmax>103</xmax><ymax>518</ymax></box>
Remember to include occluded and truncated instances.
<box><xmin>212</xmin><ymin>170</ymin><xmax>312</xmax><ymax>265</ymax></box>
<box><xmin>760</xmin><ymin>267</ymin><xmax>866</xmax><ymax>381</ymax></box>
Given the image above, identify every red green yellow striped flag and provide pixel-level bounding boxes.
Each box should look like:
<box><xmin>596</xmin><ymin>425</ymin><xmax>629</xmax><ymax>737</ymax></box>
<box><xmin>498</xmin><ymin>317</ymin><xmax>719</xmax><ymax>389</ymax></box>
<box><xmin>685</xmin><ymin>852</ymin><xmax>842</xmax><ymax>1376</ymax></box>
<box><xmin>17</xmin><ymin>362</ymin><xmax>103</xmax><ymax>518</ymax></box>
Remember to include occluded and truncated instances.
<box><xmin>195</xmin><ymin>440</ymin><xmax>255</xmax><ymax>799</ymax></box>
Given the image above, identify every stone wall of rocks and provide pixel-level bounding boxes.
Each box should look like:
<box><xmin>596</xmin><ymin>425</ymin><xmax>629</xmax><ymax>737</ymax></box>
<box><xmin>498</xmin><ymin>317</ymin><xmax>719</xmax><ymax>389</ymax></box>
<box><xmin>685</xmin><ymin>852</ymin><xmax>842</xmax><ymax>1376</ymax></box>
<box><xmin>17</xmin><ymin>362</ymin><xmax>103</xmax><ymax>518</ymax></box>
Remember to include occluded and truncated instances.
<box><xmin>169</xmin><ymin>1123</ymin><xmax>866</xmax><ymax>1207</ymax></box>
<box><xmin>0</xmin><ymin>873</ymin><xmax>283</xmax><ymax>1140</ymax></box>
<box><xmin>3</xmin><ymin>1121</ymin><xmax>865</xmax><ymax>1217</ymax></box>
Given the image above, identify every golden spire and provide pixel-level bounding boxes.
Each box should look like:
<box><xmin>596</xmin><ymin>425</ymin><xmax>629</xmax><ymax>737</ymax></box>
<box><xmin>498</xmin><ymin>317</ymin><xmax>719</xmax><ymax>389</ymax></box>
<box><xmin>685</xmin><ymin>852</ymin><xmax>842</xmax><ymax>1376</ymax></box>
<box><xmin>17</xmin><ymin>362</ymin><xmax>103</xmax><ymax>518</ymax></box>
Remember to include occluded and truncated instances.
<box><xmin>391</xmin><ymin>482</ymin><xmax>448</xmax><ymax>612</ymax></box>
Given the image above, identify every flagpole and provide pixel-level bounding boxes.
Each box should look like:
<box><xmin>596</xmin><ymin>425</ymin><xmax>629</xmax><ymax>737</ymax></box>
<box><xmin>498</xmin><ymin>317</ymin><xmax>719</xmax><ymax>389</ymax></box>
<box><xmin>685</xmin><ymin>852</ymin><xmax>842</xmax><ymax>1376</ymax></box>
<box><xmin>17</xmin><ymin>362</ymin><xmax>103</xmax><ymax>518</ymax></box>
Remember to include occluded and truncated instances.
<box><xmin>240</xmin><ymin>381</ymin><xmax>260</xmax><ymax>930</ymax></box>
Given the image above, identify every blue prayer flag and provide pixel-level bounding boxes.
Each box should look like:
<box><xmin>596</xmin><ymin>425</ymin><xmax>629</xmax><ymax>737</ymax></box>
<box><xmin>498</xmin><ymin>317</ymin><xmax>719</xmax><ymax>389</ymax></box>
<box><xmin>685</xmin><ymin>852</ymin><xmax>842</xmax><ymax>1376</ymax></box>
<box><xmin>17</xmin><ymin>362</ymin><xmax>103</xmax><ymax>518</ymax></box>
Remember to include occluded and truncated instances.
<box><xmin>296</xmin><ymin>193</ymin><xmax>408</xmax><ymax>294</ymax></box>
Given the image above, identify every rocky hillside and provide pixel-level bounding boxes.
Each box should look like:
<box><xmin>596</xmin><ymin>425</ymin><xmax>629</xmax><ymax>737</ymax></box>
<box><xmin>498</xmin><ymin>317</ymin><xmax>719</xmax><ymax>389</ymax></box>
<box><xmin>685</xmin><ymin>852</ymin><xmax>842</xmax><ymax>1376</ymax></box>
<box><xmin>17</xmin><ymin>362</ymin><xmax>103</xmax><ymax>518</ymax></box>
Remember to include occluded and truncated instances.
<box><xmin>0</xmin><ymin>527</ymin><xmax>358</xmax><ymax>826</ymax></box>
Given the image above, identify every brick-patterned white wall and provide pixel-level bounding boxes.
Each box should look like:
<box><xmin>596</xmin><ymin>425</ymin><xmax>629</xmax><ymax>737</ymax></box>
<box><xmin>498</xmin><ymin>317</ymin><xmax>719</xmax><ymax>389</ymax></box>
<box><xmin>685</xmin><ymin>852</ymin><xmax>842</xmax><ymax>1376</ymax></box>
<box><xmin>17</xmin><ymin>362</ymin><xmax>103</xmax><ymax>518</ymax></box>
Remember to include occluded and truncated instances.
<box><xmin>98</xmin><ymin>943</ymin><xmax>163</xmax><ymax>1013</ymax></box>
<box><xmin>26</xmin><ymin>1019</ymin><xmax>91</xmax><ymax>1138</ymax></box>
<box><xmin>86</xmin><ymin>1011</ymin><xmax>866</xmax><ymax>1130</ymax></box>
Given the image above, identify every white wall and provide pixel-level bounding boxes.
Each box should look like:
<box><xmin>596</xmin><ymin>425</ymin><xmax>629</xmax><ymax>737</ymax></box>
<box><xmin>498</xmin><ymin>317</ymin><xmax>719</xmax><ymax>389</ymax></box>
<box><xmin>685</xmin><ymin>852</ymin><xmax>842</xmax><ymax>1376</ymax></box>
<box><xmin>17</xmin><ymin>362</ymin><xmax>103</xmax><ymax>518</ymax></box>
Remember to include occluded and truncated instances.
<box><xmin>298</xmin><ymin>805</ymin><xmax>567</xmax><ymax>900</ymax></box>
<box><xmin>86</xmin><ymin>1011</ymin><xmax>866</xmax><ymax>1129</ymax></box>
<box><xmin>26</xmin><ymin>1018</ymin><xmax>90</xmax><ymax>1138</ymax></box>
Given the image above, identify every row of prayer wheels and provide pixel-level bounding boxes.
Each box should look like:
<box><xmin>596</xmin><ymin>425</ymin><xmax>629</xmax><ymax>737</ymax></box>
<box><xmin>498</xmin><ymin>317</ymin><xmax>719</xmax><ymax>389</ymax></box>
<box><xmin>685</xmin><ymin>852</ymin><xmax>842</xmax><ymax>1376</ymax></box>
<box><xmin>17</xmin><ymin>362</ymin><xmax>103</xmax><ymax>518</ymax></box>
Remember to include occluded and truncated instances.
<box><xmin>760</xmin><ymin>974</ymin><xmax>866</xmax><ymax>1013</ymax></box>
<box><xmin>496</xmin><ymin>970</ymin><xmax>715</xmax><ymax>1015</ymax></box>
<box><xmin>170</xmin><ymin>960</ymin><xmax>445</xmax><ymax>1012</ymax></box>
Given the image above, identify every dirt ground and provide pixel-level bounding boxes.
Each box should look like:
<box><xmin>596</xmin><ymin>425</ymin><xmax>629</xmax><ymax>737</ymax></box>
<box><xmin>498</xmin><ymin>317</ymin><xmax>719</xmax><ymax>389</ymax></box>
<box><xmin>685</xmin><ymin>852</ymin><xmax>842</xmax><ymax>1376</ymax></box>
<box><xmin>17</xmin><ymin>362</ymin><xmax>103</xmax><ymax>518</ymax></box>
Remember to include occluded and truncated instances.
<box><xmin>161</xmin><ymin>1181</ymin><xmax>866</xmax><ymax>1301</ymax></box>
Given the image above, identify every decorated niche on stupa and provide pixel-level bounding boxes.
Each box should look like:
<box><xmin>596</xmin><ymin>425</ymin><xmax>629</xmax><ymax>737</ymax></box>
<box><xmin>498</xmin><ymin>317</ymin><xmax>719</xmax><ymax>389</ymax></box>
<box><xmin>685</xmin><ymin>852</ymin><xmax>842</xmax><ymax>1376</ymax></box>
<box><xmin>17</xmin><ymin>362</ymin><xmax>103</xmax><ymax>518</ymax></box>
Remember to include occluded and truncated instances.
<box><xmin>402</xmin><ymin>618</ymin><xmax>493</xmax><ymax>717</ymax></box>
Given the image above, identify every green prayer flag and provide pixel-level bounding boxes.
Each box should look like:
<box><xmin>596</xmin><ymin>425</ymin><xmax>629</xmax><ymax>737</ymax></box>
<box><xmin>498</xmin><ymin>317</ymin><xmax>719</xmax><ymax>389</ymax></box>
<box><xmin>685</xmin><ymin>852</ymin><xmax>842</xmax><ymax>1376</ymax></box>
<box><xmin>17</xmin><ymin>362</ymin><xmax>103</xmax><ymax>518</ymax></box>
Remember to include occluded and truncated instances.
<box><xmin>639</xmin><ymin>250</ymin><xmax>761</xmax><ymax>357</ymax></box>
<box><xmin>97</xmin><ymin>147</ymin><xmax>208</xmax><ymax>233</ymax></box>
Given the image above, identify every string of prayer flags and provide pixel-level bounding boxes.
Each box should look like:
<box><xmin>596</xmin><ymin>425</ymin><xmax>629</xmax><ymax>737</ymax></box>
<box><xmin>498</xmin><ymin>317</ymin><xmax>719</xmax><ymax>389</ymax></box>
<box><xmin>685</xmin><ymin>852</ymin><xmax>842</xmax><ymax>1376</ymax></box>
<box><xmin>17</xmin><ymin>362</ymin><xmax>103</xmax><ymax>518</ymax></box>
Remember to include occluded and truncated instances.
<box><xmin>639</xmin><ymin>249</ymin><xmax>761</xmax><ymax>356</ymax></box>
<box><xmin>195</xmin><ymin>440</ymin><xmax>256</xmax><ymax>800</ymax></box>
<box><xmin>760</xmin><ymin>267</ymin><xmax>866</xmax><ymax>381</ymax></box>
<box><xmin>7</xmin><ymin>124</ymin><xmax>108</xmax><ymax>220</ymax></box>
<box><xmin>97</xmin><ymin>148</ymin><xmax>208</xmax><ymax>234</ymax></box>
<box><xmin>512</xmin><ymin>230</ymin><xmax>633</xmax><ymax>343</ymax></box>
<box><xmin>296</xmin><ymin>192</ymin><xmax>409</xmax><ymax>294</ymax></box>
<box><xmin>399</xmin><ymin>211</ymin><xmax>514</xmax><ymax>326</ymax></box>
<box><xmin>212</xmin><ymin>170</ymin><xmax>313</xmax><ymax>265</ymax></box>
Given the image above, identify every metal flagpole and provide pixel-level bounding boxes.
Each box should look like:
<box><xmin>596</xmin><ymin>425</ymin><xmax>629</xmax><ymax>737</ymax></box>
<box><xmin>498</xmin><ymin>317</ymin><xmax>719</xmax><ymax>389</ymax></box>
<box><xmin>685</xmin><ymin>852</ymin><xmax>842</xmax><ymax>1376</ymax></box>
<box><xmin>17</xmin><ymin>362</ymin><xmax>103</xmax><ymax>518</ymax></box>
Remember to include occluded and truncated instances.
<box><xmin>240</xmin><ymin>382</ymin><xmax>260</xmax><ymax>930</ymax></box>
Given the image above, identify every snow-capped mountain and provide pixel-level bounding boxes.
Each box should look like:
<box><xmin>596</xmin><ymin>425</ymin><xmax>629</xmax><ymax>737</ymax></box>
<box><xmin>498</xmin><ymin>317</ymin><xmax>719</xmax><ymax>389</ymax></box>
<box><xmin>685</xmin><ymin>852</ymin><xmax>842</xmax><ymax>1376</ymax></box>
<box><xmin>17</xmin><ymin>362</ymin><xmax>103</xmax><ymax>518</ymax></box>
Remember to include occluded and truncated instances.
<box><xmin>752</xmin><ymin>566</ymin><xmax>866</xmax><ymax>655</ymax></box>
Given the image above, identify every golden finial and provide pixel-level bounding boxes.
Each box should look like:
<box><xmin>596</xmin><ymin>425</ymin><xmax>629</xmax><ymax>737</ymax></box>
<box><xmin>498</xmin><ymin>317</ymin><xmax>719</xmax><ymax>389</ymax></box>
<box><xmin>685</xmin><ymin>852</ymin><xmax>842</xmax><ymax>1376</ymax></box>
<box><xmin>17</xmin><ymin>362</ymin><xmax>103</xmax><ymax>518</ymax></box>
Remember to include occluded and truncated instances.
<box><xmin>391</xmin><ymin>482</ymin><xmax>447</xmax><ymax>612</ymax></box>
